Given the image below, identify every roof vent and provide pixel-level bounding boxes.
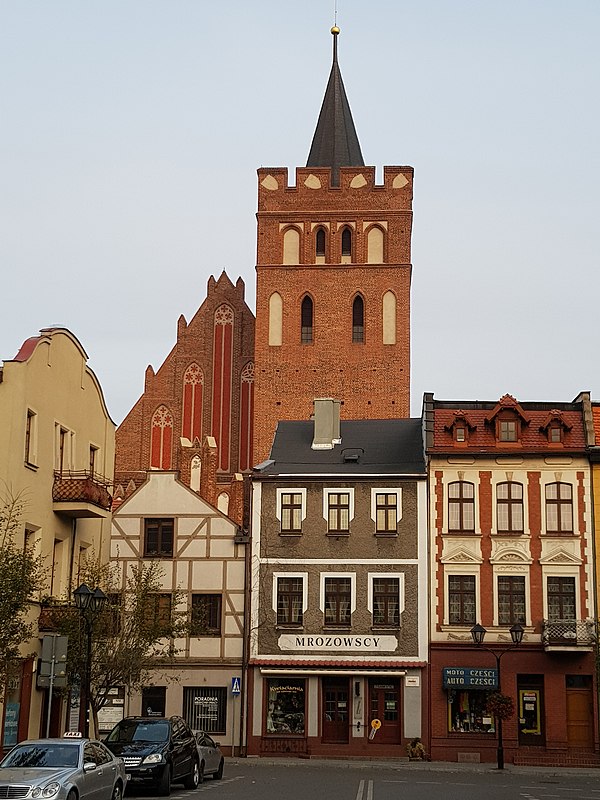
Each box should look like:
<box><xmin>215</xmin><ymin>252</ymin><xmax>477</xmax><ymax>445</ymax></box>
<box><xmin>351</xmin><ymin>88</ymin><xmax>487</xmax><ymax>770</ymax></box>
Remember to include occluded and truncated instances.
<box><xmin>342</xmin><ymin>448</ymin><xmax>362</xmax><ymax>463</ymax></box>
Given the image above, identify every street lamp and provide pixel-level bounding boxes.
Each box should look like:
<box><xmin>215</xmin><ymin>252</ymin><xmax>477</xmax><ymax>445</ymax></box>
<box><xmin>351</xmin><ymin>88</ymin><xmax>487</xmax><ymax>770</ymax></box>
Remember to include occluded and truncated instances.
<box><xmin>74</xmin><ymin>583</ymin><xmax>108</xmax><ymax>737</ymax></box>
<box><xmin>470</xmin><ymin>622</ymin><xmax>524</xmax><ymax>770</ymax></box>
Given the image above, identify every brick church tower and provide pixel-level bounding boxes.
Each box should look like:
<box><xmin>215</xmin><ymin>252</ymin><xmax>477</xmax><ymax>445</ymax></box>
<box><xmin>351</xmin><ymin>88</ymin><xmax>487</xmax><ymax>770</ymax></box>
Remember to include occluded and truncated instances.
<box><xmin>253</xmin><ymin>28</ymin><xmax>414</xmax><ymax>461</ymax></box>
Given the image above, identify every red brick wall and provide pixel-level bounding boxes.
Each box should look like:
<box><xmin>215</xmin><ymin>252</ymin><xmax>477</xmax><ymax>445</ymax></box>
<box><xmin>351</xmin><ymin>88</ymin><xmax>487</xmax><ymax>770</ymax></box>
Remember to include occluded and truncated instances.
<box><xmin>115</xmin><ymin>273</ymin><xmax>255</xmax><ymax>518</ymax></box>
<box><xmin>253</xmin><ymin>165</ymin><xmax>413</xmax><ymax>461</ymax></box>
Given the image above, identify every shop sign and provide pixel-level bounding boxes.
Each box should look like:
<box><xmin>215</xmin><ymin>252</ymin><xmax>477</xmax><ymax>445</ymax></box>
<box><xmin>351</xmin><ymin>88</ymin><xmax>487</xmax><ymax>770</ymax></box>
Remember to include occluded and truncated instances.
<box><xmin>442</xmin><ymin>667</ymin><xmax>498</xmax><ymax>689</ymax></box>
<box><xmin>278</xmin><ymin>634</ymin><xmax>398</xmax><ymax>652</ymax></box>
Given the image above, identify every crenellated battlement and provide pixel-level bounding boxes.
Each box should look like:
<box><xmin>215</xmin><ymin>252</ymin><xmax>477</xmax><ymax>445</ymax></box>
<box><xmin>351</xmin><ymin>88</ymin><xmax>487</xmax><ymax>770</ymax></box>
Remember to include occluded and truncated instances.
<box><xmin>257</xmin><ymin>166</ymin><xmax>413</xmax><ymax>212</ymax></box>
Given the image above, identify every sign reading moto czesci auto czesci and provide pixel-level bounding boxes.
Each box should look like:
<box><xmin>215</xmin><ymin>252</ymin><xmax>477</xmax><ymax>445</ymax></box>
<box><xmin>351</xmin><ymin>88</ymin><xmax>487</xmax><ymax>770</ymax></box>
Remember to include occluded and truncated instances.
<box><xmin>442</xmin><ymin>667</ymin><xmax>498</xmax><ymax>689</ymax></box>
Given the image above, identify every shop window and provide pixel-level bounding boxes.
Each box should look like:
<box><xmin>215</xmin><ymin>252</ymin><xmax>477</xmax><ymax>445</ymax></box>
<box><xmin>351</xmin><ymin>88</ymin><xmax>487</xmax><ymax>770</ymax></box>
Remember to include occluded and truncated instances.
<box><xmin>497</xmin><ymin>481</ymin><xmax>524</xmax><ymax>533</ymax></box>
<box><xmin>448</xmin><ymin>481</ymin><xmax>475</xmax><ymax>532</ymax></box>
<box><xmin>545</xmin><ymin>482</ymin><xmax>573</xmax><ymax>534</ymax></box>
<box><xmin>183</xmin><ymin>686</ymin><xmax>227</xmax><ymax>735</ymax></box>
<box><xmin>448</xmin><ymin>690</ymin><xmax>496</xmax><ymax>734</ymax></box>
<box><xmin>266</xmin><ymin>679</ymin><xmax>305</xmax><ymax>735</ymax></box>
<box><xmin>517</xmin><ymin>676</ymin><xmax>544</xmax><ymax>746</ymax></box>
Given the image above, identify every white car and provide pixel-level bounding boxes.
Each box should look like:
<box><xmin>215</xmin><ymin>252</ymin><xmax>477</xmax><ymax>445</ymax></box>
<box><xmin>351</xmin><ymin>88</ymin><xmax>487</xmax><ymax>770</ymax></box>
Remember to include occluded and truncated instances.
<box><xmin>193</xmin><ymin>732</ymin><xmax>224</xmax><ymax>782</ymax></box>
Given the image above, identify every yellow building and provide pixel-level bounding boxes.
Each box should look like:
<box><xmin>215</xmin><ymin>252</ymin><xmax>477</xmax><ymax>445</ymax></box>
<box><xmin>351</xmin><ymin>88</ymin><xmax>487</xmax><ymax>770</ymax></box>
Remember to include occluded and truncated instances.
<box><xmin>0</xmin><ymin>327</ymin><xmax>115</xmax><ymax>742</ymax></box>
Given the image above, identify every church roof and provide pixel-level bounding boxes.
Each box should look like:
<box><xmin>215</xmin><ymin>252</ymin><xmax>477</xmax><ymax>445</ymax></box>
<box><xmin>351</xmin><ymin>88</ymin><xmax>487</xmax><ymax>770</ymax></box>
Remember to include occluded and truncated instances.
<box><xmin>306</xmin><ymin>27</ymin><xmax>364</xmax><ymax>185</ymax></box>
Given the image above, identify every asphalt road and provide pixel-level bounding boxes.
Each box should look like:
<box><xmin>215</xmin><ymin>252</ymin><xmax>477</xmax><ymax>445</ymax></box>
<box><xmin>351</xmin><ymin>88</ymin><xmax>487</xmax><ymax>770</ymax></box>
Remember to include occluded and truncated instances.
<box><xmin>125</xmin><ymin>760</ymin><xmax>600</xmax><ymax>800</ymax></box>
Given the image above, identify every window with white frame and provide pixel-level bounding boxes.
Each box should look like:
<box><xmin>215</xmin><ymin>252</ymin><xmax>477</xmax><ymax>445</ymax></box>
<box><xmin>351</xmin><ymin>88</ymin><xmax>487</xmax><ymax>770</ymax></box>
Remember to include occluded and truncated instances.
<box><xmin>497</xmin><ymin>575</ymin><xmax>526</xmax><ymax>625</ymax></box>
<box><xmin>273</xmin><ymin>574</ymin><xmax>307</xmax><ymax>627</ymax></box>
<box><xmin>448</xmin><ymin>481</ymin><xmax>475</xmax><ymax>532</ymax></box>
<box><xmin>323</xmin><ymin>488</ymin><xmax>354</xmax><ymax>534</ymax></box>
<box><xmin>276</xmin><ymin>489</ymin><xmax>307</xmax><ymax>535</ymax></box>
<box><xmin>320</xmin><ymin>573</ymin><xmax>355</xmax><ymax>627</ymax></box>
<box><xmin>545</xmin><ymin>482</ymin><xmax>573</xmax><ymax>534</ymax></box>
<box><xmin>496</xmin><ymin>481</ymin><xmax>524</xmax><ymax>534</ymax></box>
<box><xmin>371</xmin><ymin>489</ymin><xmax>402</xmax><ymax>534</ymax></box>
<box><xmin>448</xmin><ymin>574</ymin><xmax>476</xmax><ymax>625</ymax></box>
<box><xmin>368</xmin><ymin>573</ymin><xmax>404</xmax><ymax>627</ymax></box>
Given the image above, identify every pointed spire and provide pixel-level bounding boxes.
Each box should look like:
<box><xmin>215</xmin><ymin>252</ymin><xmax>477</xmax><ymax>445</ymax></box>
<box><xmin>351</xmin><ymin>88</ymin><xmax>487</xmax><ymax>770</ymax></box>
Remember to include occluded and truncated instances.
<box><xmin>306</xmin><ymin>26</ymin><xmax>365</xmax><ymax>186</ymax></box>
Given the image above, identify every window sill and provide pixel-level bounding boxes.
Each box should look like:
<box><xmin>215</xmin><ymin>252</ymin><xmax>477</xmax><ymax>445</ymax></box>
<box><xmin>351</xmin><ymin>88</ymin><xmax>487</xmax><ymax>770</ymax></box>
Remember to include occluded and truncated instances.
<box><xmin>326</xmin><ymin>532</ymin><xmax>350</xmax><ymax>538</ymax></box>
<box><xmin>374</xmin><ymin>532</ymin><xmax>398</xmax><ymax>538</ymax></box>
<box><xmin>279</xmin><ymin>531</ymin><xmax>302</xmax><ymax>537</ymax></box>
<box><xmin>24</xmin><ymin>461</ymin><xmax>39</xmax><ymax>472</ymax></box>
<box><xmin>143</xmin><ymin>554</ymin><xmax>174</xmax><ymax>560</ymax></box>
<box><xmin>371</xmin><ymin>626</ymin><xmax>400</xmax><ymax>633</ymax></box>
<box><xmin>443</xmin><ymin>531</ymin><xmax>479</xmax><ymax>536</ymax></box>
<box><xmin>323</xmin><ymin>625</ymin><xmax>352</xmax><ymax>631</ymax></box>
<box><xmin>276</xmin><ymin>624</ymin><xmax>304</xmax><ymax>631</ymax></box>
<box><xmin>541</xmin><ymin>531</ymin><xmax>578</xmax><ymax>537</ymax></box>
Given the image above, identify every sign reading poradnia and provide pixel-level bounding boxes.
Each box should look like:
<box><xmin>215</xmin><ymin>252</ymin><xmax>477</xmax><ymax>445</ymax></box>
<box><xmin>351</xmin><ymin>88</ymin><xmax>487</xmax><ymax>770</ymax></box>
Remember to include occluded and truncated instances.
<box><xmin>278</xmin><ymin>634</ymin><xmax>398</xmax><ymax>652</ymax></box>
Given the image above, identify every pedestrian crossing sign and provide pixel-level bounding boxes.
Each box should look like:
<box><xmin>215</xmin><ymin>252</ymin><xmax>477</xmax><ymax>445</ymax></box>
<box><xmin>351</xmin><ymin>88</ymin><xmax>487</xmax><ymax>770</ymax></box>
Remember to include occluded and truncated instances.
<box><xmin>231</xmin><ymin>677</ymin><xmax>241</xmax><ymax>695</ymax></box>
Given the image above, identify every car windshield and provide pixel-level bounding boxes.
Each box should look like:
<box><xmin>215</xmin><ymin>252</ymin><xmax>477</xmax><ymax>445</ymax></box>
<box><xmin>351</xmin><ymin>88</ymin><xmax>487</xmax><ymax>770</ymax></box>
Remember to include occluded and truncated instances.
<box><xmin>1</xmin><ymin>744</ymin><xmax>79</xmax><ymax>768</ymax></box>
<box><xmin>107</xmin><ymin>720</ymin><xmax>169</xmax><ymax>744</ymax></box>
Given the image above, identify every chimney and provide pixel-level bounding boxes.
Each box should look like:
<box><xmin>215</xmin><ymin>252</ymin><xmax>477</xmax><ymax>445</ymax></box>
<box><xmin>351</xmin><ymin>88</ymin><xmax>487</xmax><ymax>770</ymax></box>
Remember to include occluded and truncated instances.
<box><xmin>312</xmin><ymin>398</ymin><xmax>341</xmax><ymax>450</ymax></box>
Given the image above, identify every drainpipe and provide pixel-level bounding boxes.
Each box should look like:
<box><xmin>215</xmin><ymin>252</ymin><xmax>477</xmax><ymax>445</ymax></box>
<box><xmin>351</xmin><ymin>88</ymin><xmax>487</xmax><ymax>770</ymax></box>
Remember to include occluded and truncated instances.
<box><xmin>68</xmin><ymin>518</ymin><xmax>77</xmax><ymax>598</ymax></box>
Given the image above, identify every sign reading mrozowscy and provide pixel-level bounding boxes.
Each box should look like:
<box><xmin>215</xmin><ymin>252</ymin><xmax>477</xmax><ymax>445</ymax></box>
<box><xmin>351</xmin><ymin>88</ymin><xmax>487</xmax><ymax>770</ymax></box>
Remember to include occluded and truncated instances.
<box><xmin>278</xmin><ymin>634</ymin><xmax>398</xmax><ymax>652</ymax></box>
<box><xmin>442</xmin><ymin>668</ymin><xmax>498</xmax><ymax>689</ymax></box>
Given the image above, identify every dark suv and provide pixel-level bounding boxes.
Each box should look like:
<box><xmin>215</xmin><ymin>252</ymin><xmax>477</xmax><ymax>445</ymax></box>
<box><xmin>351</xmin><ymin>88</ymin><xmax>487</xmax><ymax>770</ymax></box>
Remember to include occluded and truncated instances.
<box><xmin>104</xmin><ymin>716</ymin><xmax>199</xmax><ymax>796</ymax></box>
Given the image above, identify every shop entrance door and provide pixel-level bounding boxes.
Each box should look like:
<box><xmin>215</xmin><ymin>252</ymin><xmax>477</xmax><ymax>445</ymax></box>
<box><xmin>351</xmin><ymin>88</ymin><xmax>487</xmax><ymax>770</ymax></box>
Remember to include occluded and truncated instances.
<box><xmin>517</xmin><ymin>675</ymin><xmax>545</xmax><ymax>747</ymax></box>
<box><xmin>368</xmin><ymin>679</ymin><xmax>401</xmax><ymax>744</ymax></box>
<box><xmin>566</xmin><ymin>675</ymin><xmax>593</xmax><ymax>750</ymax></box>
<box><xmin>322</xmin><ymin>679</ymin><xmax>349</xmax><ymax>743</ymax></box>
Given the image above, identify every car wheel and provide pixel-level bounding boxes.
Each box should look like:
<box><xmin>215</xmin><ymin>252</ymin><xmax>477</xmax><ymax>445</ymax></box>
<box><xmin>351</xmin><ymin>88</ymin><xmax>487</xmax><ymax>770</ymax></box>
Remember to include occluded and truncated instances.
<box><xmin>66</xmin><ymin>790</ymin><xmax>78</xmax><ymax>800</ymax></box>
<box><xmin>198</xmin><ymin>761</ymin><xmax>204</xmax><ymax>785</ymax></box>
<box><xmin>213</xmin><ymin>760</ymin><xmax>224</xmax><ymax>781</ymax></box>
<box><xmin>111</xmin><ymin>783</ymin><xmax>123</xmax><ymax>800</ymax></box>
<box><xmin>184</xmin><ymin>759</ymin><xmax>200</xmax><ymax>790</ymax></box>
<box><xmin>158</xmin><ymin>765</ymin><xmax>172</xmax><ymax>797</ymax></box>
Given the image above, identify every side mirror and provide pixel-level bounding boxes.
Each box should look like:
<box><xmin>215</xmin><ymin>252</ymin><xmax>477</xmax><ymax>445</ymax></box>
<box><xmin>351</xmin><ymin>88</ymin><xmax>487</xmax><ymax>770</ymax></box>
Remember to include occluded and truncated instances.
<box><xmin>83</xmin><ymin>762</ymin><xmax>97</xmax><ymax>772</ymax></box>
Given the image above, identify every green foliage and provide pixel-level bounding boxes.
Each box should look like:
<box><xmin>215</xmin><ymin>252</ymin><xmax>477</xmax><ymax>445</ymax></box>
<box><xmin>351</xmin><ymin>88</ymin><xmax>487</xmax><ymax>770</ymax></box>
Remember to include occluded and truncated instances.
<box><xmin>0</xmin><ymin>488</ymin><xmax>43</xmax><ymax>688</ymax></box>
<box><xmin>48</xmin><ymin>555</ymin><xmax>189</xmax><ymax>725</ymax></box>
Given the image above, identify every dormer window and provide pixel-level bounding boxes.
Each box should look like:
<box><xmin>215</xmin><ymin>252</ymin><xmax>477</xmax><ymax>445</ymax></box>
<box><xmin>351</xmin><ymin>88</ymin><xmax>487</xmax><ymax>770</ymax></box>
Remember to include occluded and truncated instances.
<box><xmin>445</xmin><ymin>413</ymin><xmax>474</xmax><ymax>444</ymax></box>
<box><xmin>549</xmin><ymin>426</ymin><xmax>562</xmax><ymax>443</ymax></box>
<box><xmin>540</xmin><ymin>411</ymin><xmax>570</xmax><ymax>444</ymax></box>
<box><xmin>499</xmin><ymin>419</ymin><xmax>518</xmax><ymax>442</ymax></box>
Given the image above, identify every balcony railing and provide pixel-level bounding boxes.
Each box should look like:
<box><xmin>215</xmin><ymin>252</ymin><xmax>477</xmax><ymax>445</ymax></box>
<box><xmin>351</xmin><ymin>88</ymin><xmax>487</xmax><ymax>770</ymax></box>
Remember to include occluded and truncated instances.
<box><xmin>542</xmin><ymin>619</ymin><xmax>596</xmax><ymax>650</ymax></box>
<box><xmin>52</xmin><ymin>470</ymin><xmax>112</xmax><ymax>515</ymax></box>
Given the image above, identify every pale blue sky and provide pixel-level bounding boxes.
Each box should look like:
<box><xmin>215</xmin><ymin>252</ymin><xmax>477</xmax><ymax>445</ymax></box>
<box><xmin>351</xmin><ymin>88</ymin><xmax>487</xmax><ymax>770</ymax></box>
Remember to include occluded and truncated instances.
<box><xmin>1</xmin><ymin>1</ymin><xmax>598</xmax><ymax>424</ymax></box>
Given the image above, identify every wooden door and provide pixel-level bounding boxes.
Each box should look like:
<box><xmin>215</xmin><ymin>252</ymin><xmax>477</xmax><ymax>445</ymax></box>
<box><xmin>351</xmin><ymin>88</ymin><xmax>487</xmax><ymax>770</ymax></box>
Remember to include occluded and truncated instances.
<box><xmin>369</xmin><ymin>679</ymin><xmax>401</xmax><ymax>744</ymax></box>
<box><xmin>322</xmin><ymin>679</ymin><xmax>349</xmax><ymax>743</ymax></box>
<box><xmin>567</xmin><ymin>687</ymin><xmax>594</xmax><ymax>749</ymax></box>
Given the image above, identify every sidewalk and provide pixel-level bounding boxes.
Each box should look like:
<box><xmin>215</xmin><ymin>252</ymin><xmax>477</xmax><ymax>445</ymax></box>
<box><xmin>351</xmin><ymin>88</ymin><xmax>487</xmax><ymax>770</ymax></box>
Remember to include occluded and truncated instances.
<box><xmin>229</xmin><ymin>755</ymin><xmax>600</xmax><ymax>778</ymax></box>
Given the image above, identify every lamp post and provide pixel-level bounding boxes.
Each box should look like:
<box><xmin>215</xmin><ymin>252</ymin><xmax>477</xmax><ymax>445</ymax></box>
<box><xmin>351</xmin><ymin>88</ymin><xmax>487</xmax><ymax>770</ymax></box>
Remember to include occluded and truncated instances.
<box><xmin>470</xmin><ymin>622</ymin><xmax>524</xmax><ymax>770</ymax></box>
<box><xmin>73</xmin><ymin>583</ymin><xmax>108</xmax><ymax>737</ymax></box>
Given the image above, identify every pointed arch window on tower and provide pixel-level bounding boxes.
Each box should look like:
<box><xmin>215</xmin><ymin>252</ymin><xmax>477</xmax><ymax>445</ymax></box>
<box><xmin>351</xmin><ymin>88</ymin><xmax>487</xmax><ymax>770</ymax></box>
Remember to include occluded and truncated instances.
<box><xmin>315</xmin><ymin>228</ymin><xmax>326</xmax><ymax>262</ymax></box>
<box><xmin>301</xmin><ymin>296</ymin><xmax>313</xmax><ymax>344</ymax></box>
<box><xmin>352</xmin><ymin>295</ymin><xmax>364</xmax><ymax>343</ymax></box>
<box><xmin>341</xmin><ymin>227</ymin><xmax>352</xmax><ymax>262</ymax></box>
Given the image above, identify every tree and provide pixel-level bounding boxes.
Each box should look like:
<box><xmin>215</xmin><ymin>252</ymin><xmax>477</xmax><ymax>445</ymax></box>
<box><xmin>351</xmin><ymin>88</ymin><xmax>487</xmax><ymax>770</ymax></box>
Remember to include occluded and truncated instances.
<box><xmin>49</xmin><ymin>556</ymin><xmax>190</xmax><ymax>734</ymax></box>
<box><xmin>0</xmin><ymin>487</ymin><xmax>43</xmax><ymax>692</ymax></box>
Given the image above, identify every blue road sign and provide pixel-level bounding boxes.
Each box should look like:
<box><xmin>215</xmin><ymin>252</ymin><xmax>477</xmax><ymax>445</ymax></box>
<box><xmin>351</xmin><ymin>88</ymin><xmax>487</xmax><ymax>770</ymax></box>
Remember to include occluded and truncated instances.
<box><xmin>231</xmin><ymin>677</ymin><xmax>241</xmax><ymax>695</ymax></box>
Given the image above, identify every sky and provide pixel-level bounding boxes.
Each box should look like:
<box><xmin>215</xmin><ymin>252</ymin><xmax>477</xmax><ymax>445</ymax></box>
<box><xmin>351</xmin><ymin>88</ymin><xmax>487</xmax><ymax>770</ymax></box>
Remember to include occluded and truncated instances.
<box><xmin>1</xmin><ymin>1</ymin><xmax>598</xmax><ymax>425</ymax></box>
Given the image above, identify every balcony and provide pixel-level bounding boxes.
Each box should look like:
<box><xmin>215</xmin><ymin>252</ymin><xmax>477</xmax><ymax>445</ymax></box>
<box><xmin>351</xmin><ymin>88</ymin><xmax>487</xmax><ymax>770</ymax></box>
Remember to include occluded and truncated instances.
<box><xmin>52</xmin><ymin>470</ymin><xmax>112</xmax><ymax>518</ymax></box>
<box><xmin>542</xmin><ymin>619</ymin><xmax>596</xmax><ymax>652</ymax></box>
